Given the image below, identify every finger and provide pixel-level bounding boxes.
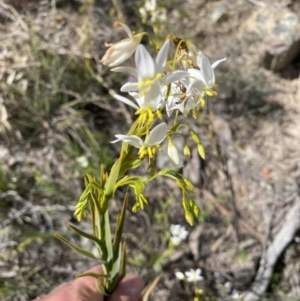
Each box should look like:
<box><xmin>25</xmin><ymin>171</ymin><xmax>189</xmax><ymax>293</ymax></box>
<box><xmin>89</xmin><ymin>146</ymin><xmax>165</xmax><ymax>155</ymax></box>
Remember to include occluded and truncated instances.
<box><xmin>32</xmin><ymin>265</ymin><xmax>104</xmax><ymax>301</ymax></box>
<box><xmin>109</xmin><ymin>274</ymin><xmax>144</xmax><ymax>301</ymax></box>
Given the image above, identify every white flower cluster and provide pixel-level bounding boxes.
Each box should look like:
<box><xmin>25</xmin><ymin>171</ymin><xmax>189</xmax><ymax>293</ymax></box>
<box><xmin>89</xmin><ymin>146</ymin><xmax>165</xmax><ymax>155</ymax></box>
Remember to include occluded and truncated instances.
<box><xmin>175</xmin><ymin>268</ymin><xmax>204</xmax><ymax>282</ymax></box>
<box><xmin>101</xmin><ymin>23</ymin><xmax>225</xmax><ymax>164</ymax></box>
<box><xmin>170</xmin><ymin>224</ymin><xmax>188</xmax><ymax>246</ymax></box>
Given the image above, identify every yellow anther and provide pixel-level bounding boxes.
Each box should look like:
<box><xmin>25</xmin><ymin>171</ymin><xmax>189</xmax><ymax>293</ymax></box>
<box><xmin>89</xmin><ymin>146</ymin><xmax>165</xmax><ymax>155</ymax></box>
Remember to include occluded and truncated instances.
<box><xmin>205</xmin><ymin>89</ymin><xmax>217</xmax><ymax>97</ymax></box>
<box><xmin>145</xmin><ymin>79</ymin><xmax>152</xmax><ymax>87</ymax></box>
<box><xmin>156</xmin><ymin>73</ymin><xmax>163</xmax><ymax>80</ymax></box>
<box><xmin>147</xmin><ymin>147</ymin><xmax>153</xmax><ymax>158</ymax></box>
<box><xmin>156</xmin><ymin>110</ymin><xmax>162</xmax><ymax>119</ymax></box>
<box><xmin>137</xmin><ymin>81</ymin><xmax>145</xmax><ymax>89</ymax></box>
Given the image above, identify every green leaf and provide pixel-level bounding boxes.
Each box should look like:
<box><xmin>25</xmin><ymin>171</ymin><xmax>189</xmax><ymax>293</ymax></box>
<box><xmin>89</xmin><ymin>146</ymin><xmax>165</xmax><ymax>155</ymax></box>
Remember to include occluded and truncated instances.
<box><xmin>113</xmin><ymin>193</ymin><xmax>128</xmax><ymax>256</ymax></box>
<box><xmin>119</xmin><ymin>158</ymin><xmax>142</xmax><ymax>177</ymax></box>
<box><xmin>53</xmin><ymin>233</ymin><xmax>97</xmax><ymax>260</ymax></box>
<box><xmin>67</xmin><ymin>224</ymin><xmax>106</xmax><ymax>255</ymax></box>
<box><xmin>103</xmin><ymin>208</ymin><xmax>113</xmax><ymax>262</ymax></box>
<box><xmin>76</xmin><ymin>272</ymin><xmax>108</xmax><ymax>279</ymax></box>
<box><xmin>90</xmin><ymin>192</ymin><xmax>108</xmax><ymax>260</ymax></box>
<box><xmin>103</xmin><ymin>153</ymin><xmax>124</xmax><ymax>210</ymax></box>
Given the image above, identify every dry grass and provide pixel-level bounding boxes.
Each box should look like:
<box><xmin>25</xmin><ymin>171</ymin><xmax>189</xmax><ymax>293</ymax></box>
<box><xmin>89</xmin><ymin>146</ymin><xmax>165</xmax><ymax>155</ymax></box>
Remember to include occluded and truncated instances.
<box><xmin>0</xmin><ymin>1</ymin><xmax>300</xmax><ymax>301</ymax></box>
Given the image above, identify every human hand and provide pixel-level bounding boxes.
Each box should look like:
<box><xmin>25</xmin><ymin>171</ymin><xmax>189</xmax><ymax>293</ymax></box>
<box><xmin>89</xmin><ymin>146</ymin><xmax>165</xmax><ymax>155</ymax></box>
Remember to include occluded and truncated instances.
<box><xmin>32</xmin><ymin>266</ymin><xmax>144</xmax><ymax>301</ymax></box>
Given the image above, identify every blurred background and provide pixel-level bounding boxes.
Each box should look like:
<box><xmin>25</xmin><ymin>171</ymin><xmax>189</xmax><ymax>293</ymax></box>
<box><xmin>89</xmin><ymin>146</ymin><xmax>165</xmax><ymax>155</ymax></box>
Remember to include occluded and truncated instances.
<box><xmin>0</xmin><ymin>0</ymin><xmax>300</xmax><ymax>300</ymax></box>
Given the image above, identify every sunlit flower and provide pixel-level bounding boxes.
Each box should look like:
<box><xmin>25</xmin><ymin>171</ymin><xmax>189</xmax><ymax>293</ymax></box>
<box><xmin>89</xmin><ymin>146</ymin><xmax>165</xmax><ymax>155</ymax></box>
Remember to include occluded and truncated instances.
<box><xmin>185</xmin><ymin>268</ymin><xmax>203</xmax><ymax>282</ymax></box>
<box><xmin>112</xmin><ymin>39</ymin><xmax>187</xmax><ymax>106</ymax></box>
<box><xmin>170</xmin><ymin>224</ymin><xmax>188</xmax><ymax>245</ymax></box>
<box><xmin>164</xmin><ymin>81</ymin><xmax>198</xmax><ymax>116</ymax></box>
<box><xmin>111</xmin><ymin>123</ymin><xmax>168</xmax><ymax>158</ymax></box>
<box><xmin>101</xmin><ymin>22</ymin><xmax>144</xmax><ymax>67</ymax></box>
<box><xmin>188</xmin><ymin>55</ymin><xmax>226</xmax><ymax>97</ymax></box>
<box><xmin>76</xmin><ymin>156</ymin><xmax>89</xmax><ymax>168</ymax></box>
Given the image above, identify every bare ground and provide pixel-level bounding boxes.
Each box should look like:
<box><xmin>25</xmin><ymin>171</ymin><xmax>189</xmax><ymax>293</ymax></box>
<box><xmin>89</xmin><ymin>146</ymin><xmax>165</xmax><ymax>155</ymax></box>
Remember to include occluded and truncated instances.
<box><xmin>0</xmin><ymin>0</ymin><xmax>300</xmax><ymax>300</ymax></box>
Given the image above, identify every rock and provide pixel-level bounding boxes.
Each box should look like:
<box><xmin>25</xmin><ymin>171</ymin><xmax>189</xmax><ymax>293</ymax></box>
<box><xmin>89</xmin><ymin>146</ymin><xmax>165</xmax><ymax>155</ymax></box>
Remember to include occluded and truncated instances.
<box><xmin>241</xmin><ymin>4</ymin><xmax>300</xmax><ymax>72</ymax></box>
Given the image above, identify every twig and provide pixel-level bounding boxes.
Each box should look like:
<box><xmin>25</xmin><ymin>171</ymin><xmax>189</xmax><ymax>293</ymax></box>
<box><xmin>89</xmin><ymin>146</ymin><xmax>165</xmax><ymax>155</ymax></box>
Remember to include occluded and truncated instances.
<box><xmin>243</xmin><ymin>201</ymin><xmax>300</xmax><ymax>301</ymax></box>
<box><xmin>245</xmin><ymin>0</ymin><xmax>265</xmax><ymax>7</ymax></box>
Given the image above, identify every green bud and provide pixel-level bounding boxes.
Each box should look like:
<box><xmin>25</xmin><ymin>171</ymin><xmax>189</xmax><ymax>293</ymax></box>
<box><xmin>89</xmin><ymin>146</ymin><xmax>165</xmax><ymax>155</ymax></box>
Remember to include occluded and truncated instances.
<box><xmin>197</xmin><ymin>144</ymin><xmax>205</xmax><ymax>159</ymax></box>
<box><xmin>183</xmin><ymin>144</ymin><xmax>191</xmax><ymax>161</ymax></box>
<box><xmin>190</xmin><ymin>131</ymin><xmax>200</xmax><ymax>144</ymax></box>
<box><xmin>194</xmin><ymin>203</ymin><xmax>200</xmax><ymax>218</ymax></box>
<box><xmin>185</xmin><ymin>211</ymin><xmax>194</xmax><ymax>226</ymax></box>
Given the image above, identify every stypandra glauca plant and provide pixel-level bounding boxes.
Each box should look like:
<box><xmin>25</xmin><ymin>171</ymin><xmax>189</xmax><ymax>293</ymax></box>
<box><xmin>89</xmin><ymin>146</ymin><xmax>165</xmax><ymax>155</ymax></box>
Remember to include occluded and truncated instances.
<box><xmin>54</xmin><ymin>21</ymin><xmax>226</xmax><ymax>298</ymax></box>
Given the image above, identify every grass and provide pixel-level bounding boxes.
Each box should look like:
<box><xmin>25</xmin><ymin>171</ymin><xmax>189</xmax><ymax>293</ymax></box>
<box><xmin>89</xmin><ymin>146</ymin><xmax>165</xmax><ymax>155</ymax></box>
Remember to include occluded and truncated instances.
<box><xmin>1</xmin><ymin>1</ymin><xmax>299</xmax><ymax>301</ymax></box>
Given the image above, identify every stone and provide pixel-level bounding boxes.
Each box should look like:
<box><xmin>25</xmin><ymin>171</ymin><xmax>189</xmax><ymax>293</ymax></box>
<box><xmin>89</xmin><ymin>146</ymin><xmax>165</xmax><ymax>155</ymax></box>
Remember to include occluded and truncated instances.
<box><xmin>241</xmin><ymin>4</ymin><xmax>300</xmax><ymax>72</ymax></box>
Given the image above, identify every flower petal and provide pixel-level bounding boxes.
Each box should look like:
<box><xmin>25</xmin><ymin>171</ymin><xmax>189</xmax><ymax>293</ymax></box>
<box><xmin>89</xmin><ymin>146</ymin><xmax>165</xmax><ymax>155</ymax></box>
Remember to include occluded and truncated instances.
<box><xmin>111</xmin><ymin>66</ymin><xmax>138</xmax><ymax>78</ymax></box>
<box><xmin>187</xmin><ymin>79</ymin><xmax>206</xmax><ymax>93</ymax></box>
<box><xmin>113</xmin><ymin>94</ymin><xmax>139</xmax><ymax>110</ymax></box>
<box><xmin>111</xmin><ymin>134</ymin><xmax>143</xmax><ymax>148</ymax></box>
<box><xmin>145</xmin><ymin>122</ymin><xmax>168</xmax><ymax>145</ymax></box>
<box><xmin>120</xmin><ymin>82</ymin><xmax>139</xmax><ymax>92</ymax></box>
<box><xmin>168</xmin><ymin>141</ymin><xmax>180</xmax><ymax>166</ymax></box>
<box><xmin>211</xmin><ymin>57</ymin><xmax>226</xmax><ymax>70</ymax></box>
<box><xmin>175</xmin><ymin>271</ymin><xmax>185</xmax><ymax>280</ymax></box>
<box><xmin>201</xmin><ymin>55</ymin><xmax>214</xmax><ymax>87</ymax></box>
<box><xmin>135</xmin><ymin>45</ymin><xmax>155</xmax><ymax>79</ymax></box>
<box><xmin>155</xmin><ymin>39</ymin><xmax>170</xmax><ymax>74</ymax></box>
<box><xmin>161</xmin><ymin>70</ymin><xmax>188</xmax><ymax>85</ymax></box>
<box><xmin>144</xmin><ymin>78</ymin><xmax>162</xmax><ymax>109</ymax></box>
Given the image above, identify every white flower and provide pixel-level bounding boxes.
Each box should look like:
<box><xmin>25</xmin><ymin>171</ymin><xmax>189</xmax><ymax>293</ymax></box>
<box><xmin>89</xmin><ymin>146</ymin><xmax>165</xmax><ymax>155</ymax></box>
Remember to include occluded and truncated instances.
<box><xmin>76</xmin><ymin>156</ymin><xmax>89</xmax><ymax>168</ymax></box>
<box><xmin>231</xmin><ymin>290</ymin><xmax>240</xmax><ymax>300</ymax></box>
<box><xmin>164</xmin><ymin>81</ymin><xmax>198</xmax><ymax>116</ymax></box>
<box><xmin>112</xmin><ymin>39</ymin><xmax>187</xmax><ymax>105</ymax></box>
<box><xmin>144</xmin><ymin>0</ymin><xmax>156</xmax><ymax>11</ymax></box>
<box><xmin>185</xmin><ymin>268</ymin><xmax>203</xmax><ymax>282</ymax></box>
<box><xmin>170</xmin><ymin>224</ymin><xmax>188</xmax><ymax>245</ymax></box>
<box><xmin>111</xmin><ymin>123</ymin><xmax>167</xmax><ymax>156</ymax></box>
<box><xmin>188</xmin><ymin>55</ymin><xmax>226</xmax><ymax>96</ymax></box>
<box><xmin>101</xmin><ymin>22</ymin><xmax>144</xmax><ymax>67</ymax></box>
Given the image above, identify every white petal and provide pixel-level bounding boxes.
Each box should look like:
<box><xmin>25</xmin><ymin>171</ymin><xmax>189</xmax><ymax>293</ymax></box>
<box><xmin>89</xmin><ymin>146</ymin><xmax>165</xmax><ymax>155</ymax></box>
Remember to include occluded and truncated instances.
<box><xmin>188</xmin><ymin>68</ymin><xmax>203</xmax><ymax>81</ymax></box>
<box><xmin>175</xmin><ymin>271</ymin><xmax>185</xmax><ymax>280</ymax></box>
<box><xmin>143</xmin><ymin>78</ymin><xmax>162</xmax><ymax>109</ymax></box>
<box><xmin>155</xmin><ymin>39</ymin><xmax>170</xmax><ymax>74</ymax></box>
<box><xmin>101</xmin><ymin>30</ymin><xmax>143</xmax><ymax>66</ymax></box>
<box><xmin>115</xmin><ymin>22</ymin><xmax>133</xmax><ymax>38</ymax></box>
<box><xmin>120</xmin><ymin>82</ymin><xmax>138</xmax><ymax>92</ymax></box>
<box><xmin>211</xmin><ymin>57</ymin><xmax>226</xmax><ymax>70</ymax></box>
<box><xmin>111</xmin><ymin>66</ymin><xmax>139</xmax><ymax>78</ymax></box>
<box><xmin>201</xmin><ymin>55</ymin><xmax>214</xmax><ymax>87</ymax></box>
<box><xmin>168</xmin><ymin>141</ymin><xmax>180</xmax><ymax>166</ymax></box>
<box><xmin>161</xmin><ymin>70</ymin><xmax>188</xmax><ymax>85</ymax></box>
<box><xmin>128</xmin><ymin>91</ymin><xmax>143</xmax><ymax>107</ymax></box>
<box><xmin>145</xmin><ymin>123</ymin><xmax>168</xmax><ymax>145</ymax></box>
<box><xmin>170</xmin><ymin>224</ymin><xmax>181</xmax><ymax>236</ymax></box>
<box><xmin>111</xmin><ymin>134</ymin><xmax>143</xmax><ymax>148</ymax></box>
<box><xmin>187</xmin><ymin>79</ymin><xmax>206</xmax><ymax>93</ymax></box>
<box><xmin>135</xmin><ymin>45</ymin><xmax>155</xmax><ymax>79</ymax></box>
<box><xmin>113</xmin><ymin>94</ymin><xmax>139</xmax><ymax>109</ymax></box>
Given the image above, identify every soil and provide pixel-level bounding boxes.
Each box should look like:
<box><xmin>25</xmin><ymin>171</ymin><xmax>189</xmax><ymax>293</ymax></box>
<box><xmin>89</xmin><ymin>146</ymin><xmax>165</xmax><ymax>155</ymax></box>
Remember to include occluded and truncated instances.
<box><xmin>0</xmin><ymin>1</ymin><xmax>300</xmax><ymax>301</ymax></box>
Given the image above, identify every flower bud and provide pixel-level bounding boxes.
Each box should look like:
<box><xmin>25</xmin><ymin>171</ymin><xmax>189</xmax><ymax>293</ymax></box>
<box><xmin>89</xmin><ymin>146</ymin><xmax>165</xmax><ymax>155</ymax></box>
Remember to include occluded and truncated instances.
<box><xmin>183</xmin><ymin>143</ymin><xmax>191</xmax><ymax>161</ymax></box>
<box><xmin>168</xmin><ymin>139</ymin><xmax>180</xmax><ymax>166</ymax></box>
